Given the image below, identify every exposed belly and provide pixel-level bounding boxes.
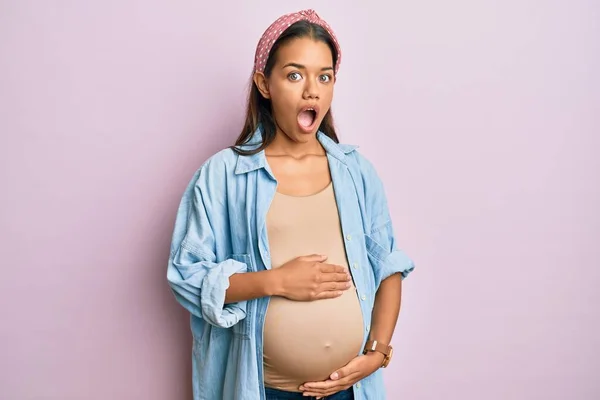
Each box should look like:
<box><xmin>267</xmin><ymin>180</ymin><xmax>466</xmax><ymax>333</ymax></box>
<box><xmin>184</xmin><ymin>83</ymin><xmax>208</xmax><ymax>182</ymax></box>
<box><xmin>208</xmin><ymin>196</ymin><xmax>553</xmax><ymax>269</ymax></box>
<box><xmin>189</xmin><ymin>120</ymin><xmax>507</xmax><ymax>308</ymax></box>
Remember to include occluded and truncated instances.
<box><xmin>263</xmin><ymin>288</ymin><xmax>364</xmax><ymax>392</ymax></box>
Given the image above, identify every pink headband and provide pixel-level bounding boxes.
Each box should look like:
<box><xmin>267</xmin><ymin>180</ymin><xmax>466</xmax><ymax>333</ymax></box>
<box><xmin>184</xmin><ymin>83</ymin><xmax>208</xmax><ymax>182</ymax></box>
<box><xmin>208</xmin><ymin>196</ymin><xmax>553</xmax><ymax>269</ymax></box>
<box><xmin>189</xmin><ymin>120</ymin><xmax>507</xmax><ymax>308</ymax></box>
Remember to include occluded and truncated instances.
<box><xmin>253</xmin><ymin>9</ymin><xmax>342</xmax><ymax>75</ymax></box>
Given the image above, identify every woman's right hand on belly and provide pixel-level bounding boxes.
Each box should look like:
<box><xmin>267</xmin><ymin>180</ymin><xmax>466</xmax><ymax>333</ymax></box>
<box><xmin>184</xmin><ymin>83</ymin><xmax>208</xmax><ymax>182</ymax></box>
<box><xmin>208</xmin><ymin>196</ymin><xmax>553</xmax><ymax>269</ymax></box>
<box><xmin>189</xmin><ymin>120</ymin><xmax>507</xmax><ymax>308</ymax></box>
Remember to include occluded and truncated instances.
<box><xmin>271</xmin><ymin>254</ymin><xmax>352</xmax><ymax>301</ymax></box>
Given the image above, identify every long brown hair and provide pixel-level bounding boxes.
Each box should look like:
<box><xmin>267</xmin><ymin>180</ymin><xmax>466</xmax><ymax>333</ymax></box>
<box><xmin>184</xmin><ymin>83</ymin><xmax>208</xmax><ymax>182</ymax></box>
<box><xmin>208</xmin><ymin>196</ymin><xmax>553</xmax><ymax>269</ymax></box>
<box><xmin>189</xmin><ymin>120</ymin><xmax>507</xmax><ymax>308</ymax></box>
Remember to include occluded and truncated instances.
<box><xmin>232</xmin><ymin>20</ymin><xmax>340</xmax><ymax>156</ymax></box>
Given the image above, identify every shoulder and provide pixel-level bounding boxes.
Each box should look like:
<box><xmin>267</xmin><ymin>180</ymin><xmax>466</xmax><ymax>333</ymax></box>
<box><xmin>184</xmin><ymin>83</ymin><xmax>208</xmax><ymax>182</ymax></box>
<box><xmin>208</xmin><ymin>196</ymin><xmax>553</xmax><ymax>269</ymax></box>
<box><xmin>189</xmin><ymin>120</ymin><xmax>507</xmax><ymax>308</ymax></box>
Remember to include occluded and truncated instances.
<box><xmin>195</xmin><ymin>147</ymin><xmax>239</xmax><ymax>178</ymax></box>
<box><xmin>341</xmin><ymin>144</ymin><xmax>381</xmax><ymax>183</ymax></box>
<box><xmin>181</xmin><ymin>147</ymin><xmax>241</xmax><ymax>194</ymax></box>
<box><xmin>203</xmin><ymin>146</ymin><xmax>240</xmax><ymax>169</ymax></box>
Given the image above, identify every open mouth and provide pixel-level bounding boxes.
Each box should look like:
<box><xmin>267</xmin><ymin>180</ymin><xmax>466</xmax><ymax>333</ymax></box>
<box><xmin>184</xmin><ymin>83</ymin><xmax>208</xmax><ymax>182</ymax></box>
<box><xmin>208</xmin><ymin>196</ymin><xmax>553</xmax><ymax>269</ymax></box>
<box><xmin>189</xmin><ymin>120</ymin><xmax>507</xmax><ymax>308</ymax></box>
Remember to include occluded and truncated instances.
<box><xmin>297</xmin><ymin>106</ymin><xmax>319</xmax><ymax>132</ymax></box>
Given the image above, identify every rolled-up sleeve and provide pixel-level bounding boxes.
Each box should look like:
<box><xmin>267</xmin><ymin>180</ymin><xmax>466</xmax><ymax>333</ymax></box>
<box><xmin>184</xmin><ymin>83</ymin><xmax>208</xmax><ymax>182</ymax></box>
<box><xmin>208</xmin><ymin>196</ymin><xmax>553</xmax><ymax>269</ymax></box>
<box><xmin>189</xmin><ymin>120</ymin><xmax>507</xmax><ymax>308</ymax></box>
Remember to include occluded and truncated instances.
<box><xmin>166</xmin><ymin>161</ymin><xmax>249</xmax><ymax>328</ymax></box>
<box><xmin>365</xmin><ymin>220</ymin><xmax>415</xmax><ymax>287</ymax></box>
<box><xmin>357</xmin><ymin>153</ymin><xmax>416</xmax><ymax>288</ymax></box>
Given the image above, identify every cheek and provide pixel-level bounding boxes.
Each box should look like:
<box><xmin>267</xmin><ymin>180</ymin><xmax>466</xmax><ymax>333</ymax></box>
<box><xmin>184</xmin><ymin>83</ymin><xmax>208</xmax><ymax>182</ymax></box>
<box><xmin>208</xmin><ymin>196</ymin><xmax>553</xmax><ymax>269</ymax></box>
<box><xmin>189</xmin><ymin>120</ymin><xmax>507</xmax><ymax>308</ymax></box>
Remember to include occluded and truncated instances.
<box><xmin>320</xmin><ymin>88</ymin><xmax>334</xmax><ymax>113</ymax></box>
<box><xmin>323</xmin><ymin>85</ymin><xmax>334</xmax><ymax>102</ymax></box>
<box><xmin>270</xmin><ymin>88</ymin><xmax>297</xmax><ymax>114</ymax></box>
<box><xmin>271</xmin><ymin>97</ymin><xmax>293</xmax><ymax>118</ymax></box>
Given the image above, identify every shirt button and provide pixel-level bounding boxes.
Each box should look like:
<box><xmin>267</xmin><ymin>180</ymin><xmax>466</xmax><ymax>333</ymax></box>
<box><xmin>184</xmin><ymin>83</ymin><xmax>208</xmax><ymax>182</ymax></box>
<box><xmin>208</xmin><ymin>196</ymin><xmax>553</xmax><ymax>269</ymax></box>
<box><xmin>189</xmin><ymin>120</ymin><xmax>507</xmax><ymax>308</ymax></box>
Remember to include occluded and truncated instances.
<box><xmin>353</xmin><ymin>263</ymin><xmax>358</xmax><ymax>269</ymax></box>
<box><xmin>366</xmin><ymin>326</ymin><xmax>370</xmax><ymax>332</ymax></box>
<box><xmin>361</xmin><ymin>294</ymin><xmax>366</xmax><ymax>301</ymax></box>
<box><xmin>346</xmin><ymin>234</ymin><xmax>352</xmax><ymax>241</ymax></box>
<box><xmin>356</xmin><ymin>382</ymin><xmax>361</xmax><ymax>389</ymax></box>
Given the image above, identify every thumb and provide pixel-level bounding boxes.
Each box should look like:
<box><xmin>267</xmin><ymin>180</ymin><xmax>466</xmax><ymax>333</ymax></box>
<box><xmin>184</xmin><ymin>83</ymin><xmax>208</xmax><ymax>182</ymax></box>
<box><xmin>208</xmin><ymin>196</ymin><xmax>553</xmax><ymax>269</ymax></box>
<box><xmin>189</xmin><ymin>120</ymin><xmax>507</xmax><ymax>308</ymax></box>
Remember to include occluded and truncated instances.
<box><xmin>331</xmin><ymin>358</ymin><xmax>359</xmax><ymax>380</ymax></box>
<box><xmin>330</xmin><ymin>367</ymin><xmax>345</xmax><ymax>381</ymax></box>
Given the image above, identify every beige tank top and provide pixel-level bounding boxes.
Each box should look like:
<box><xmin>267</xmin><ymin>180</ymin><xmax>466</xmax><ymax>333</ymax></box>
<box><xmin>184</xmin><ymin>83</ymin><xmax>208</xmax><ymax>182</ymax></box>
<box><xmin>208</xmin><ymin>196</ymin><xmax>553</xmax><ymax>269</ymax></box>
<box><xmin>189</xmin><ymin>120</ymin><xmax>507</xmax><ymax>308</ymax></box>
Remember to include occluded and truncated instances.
<box><xmin>263</xmin><ymin>182</ymin><xmax>364</xmax><ymax>392</ymax></box>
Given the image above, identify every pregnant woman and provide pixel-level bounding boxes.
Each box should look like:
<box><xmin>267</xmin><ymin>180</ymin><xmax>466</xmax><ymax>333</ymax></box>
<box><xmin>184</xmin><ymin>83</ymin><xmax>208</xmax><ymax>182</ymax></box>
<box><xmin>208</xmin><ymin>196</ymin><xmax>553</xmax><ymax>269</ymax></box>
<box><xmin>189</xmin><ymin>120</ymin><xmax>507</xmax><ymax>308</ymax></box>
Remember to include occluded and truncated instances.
<box><xmin>167</xmin><ymin>9</ymin><xmax>416</xmax><ymax>400</ymax></box>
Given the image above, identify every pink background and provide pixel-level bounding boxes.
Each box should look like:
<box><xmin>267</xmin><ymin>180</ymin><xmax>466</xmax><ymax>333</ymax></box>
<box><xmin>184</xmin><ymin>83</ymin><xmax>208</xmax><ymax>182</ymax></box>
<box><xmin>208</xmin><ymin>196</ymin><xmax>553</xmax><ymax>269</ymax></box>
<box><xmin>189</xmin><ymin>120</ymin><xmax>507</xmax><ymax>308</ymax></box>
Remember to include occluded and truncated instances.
<box><xmin>1</xmin><ymin>1</ymin><xmax>598</xmax><ymax>399</ymax></box>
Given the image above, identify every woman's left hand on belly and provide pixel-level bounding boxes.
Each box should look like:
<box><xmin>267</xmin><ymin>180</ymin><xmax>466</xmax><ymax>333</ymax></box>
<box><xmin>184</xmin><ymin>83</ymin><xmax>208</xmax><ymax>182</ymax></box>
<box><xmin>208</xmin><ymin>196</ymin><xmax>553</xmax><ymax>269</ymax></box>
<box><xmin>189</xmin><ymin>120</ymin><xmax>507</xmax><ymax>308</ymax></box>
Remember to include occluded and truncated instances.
<box><xmin>299</xmin><ymin>352</ymin><xmax>385</xmax><ymax>399</ymax></box>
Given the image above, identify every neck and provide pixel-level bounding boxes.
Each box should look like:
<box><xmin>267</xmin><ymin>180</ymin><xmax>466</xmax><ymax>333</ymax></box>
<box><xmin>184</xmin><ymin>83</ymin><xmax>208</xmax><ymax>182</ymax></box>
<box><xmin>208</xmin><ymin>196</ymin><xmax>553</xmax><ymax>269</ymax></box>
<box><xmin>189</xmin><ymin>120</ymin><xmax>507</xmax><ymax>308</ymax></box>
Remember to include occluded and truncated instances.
<box><xmin>266</xmin><ymin>129</ymin><xmax>325</xmax><ymax>157</ymax></box>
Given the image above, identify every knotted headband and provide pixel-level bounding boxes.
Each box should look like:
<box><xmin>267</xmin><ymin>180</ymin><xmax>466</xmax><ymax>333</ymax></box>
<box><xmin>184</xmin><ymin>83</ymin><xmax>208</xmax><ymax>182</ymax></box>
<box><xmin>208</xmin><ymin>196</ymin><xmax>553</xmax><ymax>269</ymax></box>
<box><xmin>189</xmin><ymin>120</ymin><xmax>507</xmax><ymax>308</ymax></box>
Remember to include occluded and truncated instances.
<box><xmin>253</xmin><ymin>9</ymin><xmax>342</xmax><ymax>75</ymax></box>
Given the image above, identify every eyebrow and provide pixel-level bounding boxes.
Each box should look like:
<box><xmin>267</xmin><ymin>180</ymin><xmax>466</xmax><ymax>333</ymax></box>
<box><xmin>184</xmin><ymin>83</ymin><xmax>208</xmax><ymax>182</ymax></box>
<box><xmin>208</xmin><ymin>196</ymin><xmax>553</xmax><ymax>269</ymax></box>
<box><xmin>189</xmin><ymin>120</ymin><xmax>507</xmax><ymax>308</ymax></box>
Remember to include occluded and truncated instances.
<box><xmin>282</xmin><ymin>62</ymin><xmax>333</xmax><ymax>71</ymax></box>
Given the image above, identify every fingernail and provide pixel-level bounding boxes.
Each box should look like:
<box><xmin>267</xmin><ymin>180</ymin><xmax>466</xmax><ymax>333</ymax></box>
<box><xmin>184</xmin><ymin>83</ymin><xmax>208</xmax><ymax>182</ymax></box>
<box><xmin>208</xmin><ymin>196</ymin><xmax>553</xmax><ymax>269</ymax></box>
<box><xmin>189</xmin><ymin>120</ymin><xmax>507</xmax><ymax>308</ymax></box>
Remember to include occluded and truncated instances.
<box><xmin>331</xmin><ymin>372</ymin><xmax>339</xmax><ymax>380</ymax></box>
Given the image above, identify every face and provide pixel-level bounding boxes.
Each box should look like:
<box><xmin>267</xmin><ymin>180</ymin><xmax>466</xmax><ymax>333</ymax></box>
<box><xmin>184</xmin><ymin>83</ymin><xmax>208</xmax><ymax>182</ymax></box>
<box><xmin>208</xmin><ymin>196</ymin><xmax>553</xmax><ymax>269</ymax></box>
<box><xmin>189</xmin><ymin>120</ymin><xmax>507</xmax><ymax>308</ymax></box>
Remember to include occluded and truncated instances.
<box><xmin>254</xmin><ymin>37</ymin><xmax>335</xmax><ymax>143</ymax></box>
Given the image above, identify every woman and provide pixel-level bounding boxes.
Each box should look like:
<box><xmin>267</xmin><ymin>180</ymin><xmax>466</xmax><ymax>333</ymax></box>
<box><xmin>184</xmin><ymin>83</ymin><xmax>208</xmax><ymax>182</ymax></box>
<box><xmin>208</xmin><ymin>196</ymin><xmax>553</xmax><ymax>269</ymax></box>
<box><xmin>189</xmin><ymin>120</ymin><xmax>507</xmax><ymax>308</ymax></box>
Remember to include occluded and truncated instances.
<box><xmin>167</xmin><ymin>9</ymin><xmax>415</xmax><ymax>400</ymax></box>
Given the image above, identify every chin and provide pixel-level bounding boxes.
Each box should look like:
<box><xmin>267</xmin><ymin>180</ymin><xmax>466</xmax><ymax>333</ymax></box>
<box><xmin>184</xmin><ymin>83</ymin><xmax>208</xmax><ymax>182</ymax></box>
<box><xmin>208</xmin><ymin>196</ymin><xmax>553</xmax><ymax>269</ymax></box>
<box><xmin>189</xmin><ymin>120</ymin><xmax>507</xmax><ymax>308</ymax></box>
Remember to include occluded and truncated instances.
<box><xmin>295</xmin><ymin>128</ymin><xmax>318</xmax><ymax>140</ymax></box>
<box><xmin>279</xmin><ymin>127</ymin><xmax>315</xmax><ymax>142</ymax></box>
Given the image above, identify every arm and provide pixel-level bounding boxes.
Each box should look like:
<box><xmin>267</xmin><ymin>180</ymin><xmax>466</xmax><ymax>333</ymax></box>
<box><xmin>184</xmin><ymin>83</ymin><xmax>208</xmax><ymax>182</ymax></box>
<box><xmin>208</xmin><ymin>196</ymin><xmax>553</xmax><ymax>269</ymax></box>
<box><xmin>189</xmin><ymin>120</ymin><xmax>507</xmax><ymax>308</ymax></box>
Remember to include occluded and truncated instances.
<box><xmin>167</xmin><ymin>160</ymin><xmax>250</xmax><ymax>328</ymax></box>
<box><xmin>361</xmin><ymin>153</ymin><xmax>413</xmax><ymax>351</ymax></box>
<box><xmin>368</xmin><ymin>272</ymin><xmax>402</xmax><ymax>361</ymax></box>
<box><xmin>226</xmin><ymin>254</ymin><xmax>352</xmax><ymax>303</ymax></box>
<box><xmin>224</xmin><ymin>270</ymin><xmax>277</xmax><ymax>304</ymax></box>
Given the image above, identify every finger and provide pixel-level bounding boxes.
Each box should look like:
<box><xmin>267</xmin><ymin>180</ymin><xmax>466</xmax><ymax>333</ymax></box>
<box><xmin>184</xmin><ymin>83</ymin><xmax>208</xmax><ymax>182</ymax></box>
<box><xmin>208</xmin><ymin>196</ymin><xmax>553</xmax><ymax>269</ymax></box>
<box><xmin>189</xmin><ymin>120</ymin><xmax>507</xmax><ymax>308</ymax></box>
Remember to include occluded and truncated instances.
<box><xmin>304</xmin><ymin>385</ymin><xmax>344</xmax><ymax>394</ymax></box>
<box><xmin>314</xmin><ymin>282</ymin><xmax>351</xmax><ymax>299</ymax></box>
<box><xmin>315</xmin><ymin>290</ymin><xmax>344</xmax><ymax>300</ymax></box>
<box><xmin>333</xmin><ymin>272</ymin><xmax>352</xmax><ymax>282</ymax></box>
<box><xmin>303</xmin><ymin>380</ymin><xmax>359</xmax><ymax>397</ymax></box>
<box><xmin>321</xmin><ymin>281</ymin><xmax>351</xmax><ymax>293</ymax></box>
<box><xmin>299</xmin><ymin>254</ymin><xmax>328</xmax><ymax>262</ymax></box>
<box><xmin>302</xmin><ymin>375</ymin><xmax>355</xmax><ymax>390</ymax></box>
<box><xmin>302</xmin><ymin>381</ymin><xmax>355</xmax><ymax>398</ymax></box>
<box><xmin>319</xmin><ymin>271</ymin><xmax>352</xmax><ymax>284</ymax></box>
<box><xmin>303</xmin><ymin>385</ymin><xmax>345</xmax><ymax>395</ymax></box>
<box><xmin>330</xmin><ymin>364</ymin><xmax>355</xmax><ymax>381</ymax></box>
<box><xmin>301</xmin><ymin>383</ymin><xmax>343</xmax><ymax>395</ymax></box>
<box><xmin>304</xmin><ymin>392</ymin><xmax>336</xmax><ymax>398</ymax></box>
<box><xmin>319</xmin><ymin>263</ymin><xmax>347</xmax><ymax>274</ymax></box>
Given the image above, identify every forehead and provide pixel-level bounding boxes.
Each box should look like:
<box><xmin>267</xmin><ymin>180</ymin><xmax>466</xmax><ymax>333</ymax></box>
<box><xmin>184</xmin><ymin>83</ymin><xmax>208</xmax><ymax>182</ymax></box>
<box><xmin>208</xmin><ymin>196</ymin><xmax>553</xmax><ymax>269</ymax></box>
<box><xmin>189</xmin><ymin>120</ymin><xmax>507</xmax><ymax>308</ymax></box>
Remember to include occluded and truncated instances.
<box><xmin>274</xmin><ymin>37</ymin><xmax>333</xmax><ymax>67</ymax></box>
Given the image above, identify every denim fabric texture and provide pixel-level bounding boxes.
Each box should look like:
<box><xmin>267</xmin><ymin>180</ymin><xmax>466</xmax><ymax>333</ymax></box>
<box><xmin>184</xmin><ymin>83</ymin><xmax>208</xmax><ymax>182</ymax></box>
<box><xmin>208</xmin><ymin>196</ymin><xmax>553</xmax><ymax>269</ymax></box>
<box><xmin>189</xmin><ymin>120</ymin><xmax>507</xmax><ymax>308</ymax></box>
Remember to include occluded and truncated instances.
<box><xmin>167</xmin><ymin>127</ymin><xmax>415</xmax><ymax>399</ymax></box>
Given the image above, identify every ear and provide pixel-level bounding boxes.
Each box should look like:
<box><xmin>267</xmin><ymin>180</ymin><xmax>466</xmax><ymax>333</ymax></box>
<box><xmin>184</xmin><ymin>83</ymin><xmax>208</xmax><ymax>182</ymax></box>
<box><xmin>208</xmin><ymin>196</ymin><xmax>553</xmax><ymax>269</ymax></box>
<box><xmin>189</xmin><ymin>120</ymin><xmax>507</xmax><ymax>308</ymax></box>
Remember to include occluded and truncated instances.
<box><xmin>253</xmin><ymin>72</ymin><xmax>271</xmax><ymax>99</ymax></box>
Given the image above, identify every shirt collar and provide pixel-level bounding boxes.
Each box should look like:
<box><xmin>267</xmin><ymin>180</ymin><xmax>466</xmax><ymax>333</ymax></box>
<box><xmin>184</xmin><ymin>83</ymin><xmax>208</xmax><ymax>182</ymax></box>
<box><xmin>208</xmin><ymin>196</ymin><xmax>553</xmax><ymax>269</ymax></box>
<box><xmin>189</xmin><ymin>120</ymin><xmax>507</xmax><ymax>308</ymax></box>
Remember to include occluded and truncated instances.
<box><xmin>234</xmin><ymin>126</ymin><xmax>358</xmax><ymax>175</ymax></box>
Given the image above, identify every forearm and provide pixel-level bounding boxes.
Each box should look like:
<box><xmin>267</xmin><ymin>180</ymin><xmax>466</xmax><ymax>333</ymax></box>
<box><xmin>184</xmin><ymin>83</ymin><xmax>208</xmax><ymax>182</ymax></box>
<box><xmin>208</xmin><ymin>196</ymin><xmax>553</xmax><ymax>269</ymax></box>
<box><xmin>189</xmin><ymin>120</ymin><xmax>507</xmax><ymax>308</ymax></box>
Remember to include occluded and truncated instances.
<box><xmin>369</xmin><ymin>273</ymin><xmax>403</xmax><ymax>344</ymax></box>
<box><xmin>224</xmin><ymin>270</ymin><xmax>279</xmax><ymax>304</ymax></box>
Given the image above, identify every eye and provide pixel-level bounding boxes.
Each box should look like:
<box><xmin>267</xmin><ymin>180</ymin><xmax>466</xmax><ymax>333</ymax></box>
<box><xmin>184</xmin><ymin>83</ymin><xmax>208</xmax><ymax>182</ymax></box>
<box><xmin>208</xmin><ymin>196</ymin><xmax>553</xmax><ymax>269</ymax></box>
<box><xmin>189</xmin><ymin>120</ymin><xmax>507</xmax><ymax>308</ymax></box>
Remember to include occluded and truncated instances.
<box><xmin>288</xmin><ymin>72</ymin><xmax>302</xmax><ymax>81</ymax></box>
<box><xmin>319</xmin><ymin>74</ymin><xmax>332</xmax><ymax>83</ymax></box>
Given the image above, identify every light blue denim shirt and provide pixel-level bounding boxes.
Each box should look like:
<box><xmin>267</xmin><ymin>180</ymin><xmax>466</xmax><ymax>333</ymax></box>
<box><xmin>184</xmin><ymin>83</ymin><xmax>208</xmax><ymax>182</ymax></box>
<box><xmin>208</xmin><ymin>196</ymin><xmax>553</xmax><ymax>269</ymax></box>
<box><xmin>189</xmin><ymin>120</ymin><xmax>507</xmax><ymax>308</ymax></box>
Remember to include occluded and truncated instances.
<box><xmin>167</xmin><ymin>127</ymin><xmax>415</xmax><ymax>400</ymax></box>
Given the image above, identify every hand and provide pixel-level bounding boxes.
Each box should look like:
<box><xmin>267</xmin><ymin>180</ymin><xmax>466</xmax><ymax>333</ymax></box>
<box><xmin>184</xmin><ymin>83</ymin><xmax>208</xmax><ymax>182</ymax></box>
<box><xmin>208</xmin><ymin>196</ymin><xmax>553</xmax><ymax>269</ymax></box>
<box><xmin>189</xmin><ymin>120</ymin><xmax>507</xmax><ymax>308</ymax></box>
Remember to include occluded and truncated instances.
<box><xmin>272</xmin><ymin>254</ymin><xmax>352</xmax><ymax>301</ymax></box>
<box><xmin>299</xmin><ymin>353</ymin><xmax>384</xmax><ymax>398</ymax></box>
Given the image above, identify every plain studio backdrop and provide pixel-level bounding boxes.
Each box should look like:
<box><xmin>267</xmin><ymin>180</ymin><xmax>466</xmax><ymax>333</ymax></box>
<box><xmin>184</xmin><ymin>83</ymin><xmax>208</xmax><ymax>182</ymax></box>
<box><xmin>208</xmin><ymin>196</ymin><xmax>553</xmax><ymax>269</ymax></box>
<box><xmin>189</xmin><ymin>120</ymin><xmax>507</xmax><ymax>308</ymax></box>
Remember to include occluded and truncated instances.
<box><xmin>1</xmin><ymin>1</ymin><xmax>598</xmax><ymax>399</ymax></box>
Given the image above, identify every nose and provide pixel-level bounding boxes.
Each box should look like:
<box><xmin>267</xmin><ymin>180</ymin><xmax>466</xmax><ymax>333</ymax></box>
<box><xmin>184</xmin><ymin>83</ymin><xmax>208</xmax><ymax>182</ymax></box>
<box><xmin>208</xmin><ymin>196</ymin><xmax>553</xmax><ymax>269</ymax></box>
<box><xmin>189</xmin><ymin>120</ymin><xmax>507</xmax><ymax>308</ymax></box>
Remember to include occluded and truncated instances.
<box><xmin>303</xmin><ymin>78</ymin><xmax>319</xmax><ymax>100</ymax></box>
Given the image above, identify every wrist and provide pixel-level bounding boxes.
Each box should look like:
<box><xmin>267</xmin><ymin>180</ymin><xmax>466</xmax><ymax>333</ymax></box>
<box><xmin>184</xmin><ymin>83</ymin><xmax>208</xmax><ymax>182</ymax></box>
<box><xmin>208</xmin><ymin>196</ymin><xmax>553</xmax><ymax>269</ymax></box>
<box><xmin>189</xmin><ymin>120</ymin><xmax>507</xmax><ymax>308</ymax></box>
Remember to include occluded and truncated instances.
<box><xmin>364</xmin><ymin>350</ymin><xmax>385</xmax><ymax>367</ymax></box>
<box><xmin>265</xmin><ymin>269</ymin><xmax>283</xmax><ymax>297</ymax></box>
<box><xmin>363</xmin><ymin>338</ymin><xmax>394</xmax><ymax>368</ymax></box>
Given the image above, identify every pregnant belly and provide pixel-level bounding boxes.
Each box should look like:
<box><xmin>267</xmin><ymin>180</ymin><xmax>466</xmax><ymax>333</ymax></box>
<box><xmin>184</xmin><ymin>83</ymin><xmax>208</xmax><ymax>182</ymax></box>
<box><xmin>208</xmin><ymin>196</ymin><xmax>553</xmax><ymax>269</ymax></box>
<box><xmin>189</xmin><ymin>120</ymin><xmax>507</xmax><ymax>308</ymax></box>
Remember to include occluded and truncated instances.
<box><xmin>262</xmin><ymin>289</ymin><xmax>365</xmax><ymax>392</ymax></box>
